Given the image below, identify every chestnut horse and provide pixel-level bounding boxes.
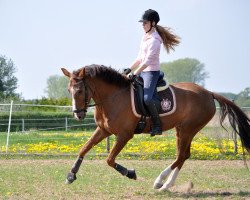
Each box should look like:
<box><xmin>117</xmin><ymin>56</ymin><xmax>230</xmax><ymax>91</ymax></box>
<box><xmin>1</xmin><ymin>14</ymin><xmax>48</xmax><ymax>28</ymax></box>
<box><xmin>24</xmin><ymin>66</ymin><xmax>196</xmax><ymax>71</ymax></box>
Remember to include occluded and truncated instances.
<box><xmin>61</xmin><ymin>64</ymin><xmax>250</xmax><ymax>191</ymax></box>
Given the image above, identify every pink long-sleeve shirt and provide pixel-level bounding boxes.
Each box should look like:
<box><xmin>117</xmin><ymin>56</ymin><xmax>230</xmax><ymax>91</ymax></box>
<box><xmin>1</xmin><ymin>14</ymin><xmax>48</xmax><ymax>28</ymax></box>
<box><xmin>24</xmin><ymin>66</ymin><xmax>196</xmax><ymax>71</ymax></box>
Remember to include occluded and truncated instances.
<box><xmin>136</xmin><ymin>31</ymin><xmax>163</xmax><ymax>71</ymax></box>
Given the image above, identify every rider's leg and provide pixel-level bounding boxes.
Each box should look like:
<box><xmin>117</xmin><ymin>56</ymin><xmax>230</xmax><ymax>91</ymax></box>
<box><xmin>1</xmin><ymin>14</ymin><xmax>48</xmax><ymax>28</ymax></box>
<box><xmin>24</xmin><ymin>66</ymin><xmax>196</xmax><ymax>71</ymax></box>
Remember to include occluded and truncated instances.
<box><xmin>140</xmin><ymin>71</ymin><xmax>162</xmax><ymax>136</ymax></box>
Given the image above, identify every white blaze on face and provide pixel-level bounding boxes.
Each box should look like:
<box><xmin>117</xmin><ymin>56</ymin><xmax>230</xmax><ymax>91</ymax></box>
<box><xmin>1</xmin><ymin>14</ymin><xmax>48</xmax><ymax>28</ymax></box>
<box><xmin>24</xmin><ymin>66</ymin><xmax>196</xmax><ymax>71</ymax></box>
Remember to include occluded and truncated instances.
<box><xmin>71</xmin><ymin>88</ymin><xmax>76</xmax><ymax>111</ymax></box>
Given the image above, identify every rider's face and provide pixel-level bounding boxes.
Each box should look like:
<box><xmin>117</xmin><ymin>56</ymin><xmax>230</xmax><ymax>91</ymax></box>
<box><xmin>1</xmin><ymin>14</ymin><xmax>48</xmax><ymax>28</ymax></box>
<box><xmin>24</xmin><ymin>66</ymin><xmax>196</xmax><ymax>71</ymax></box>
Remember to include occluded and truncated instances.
<box><xmin>142</xmin><ymin>21</ymin><xmax>151</xmax><ymax>33</ymax></box>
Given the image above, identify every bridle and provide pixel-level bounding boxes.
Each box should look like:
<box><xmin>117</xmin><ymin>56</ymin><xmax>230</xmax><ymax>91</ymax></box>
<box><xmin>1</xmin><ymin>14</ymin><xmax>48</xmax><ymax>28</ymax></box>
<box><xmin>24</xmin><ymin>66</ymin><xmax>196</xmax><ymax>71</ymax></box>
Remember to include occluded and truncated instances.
<box><xmin>146</xmin><ymin>21</ymin><xmax>156</xmax><ymax>33</ymax></box>
<box><xmin>72</xmin><ymin>79</ymin><xmax>93</xmax><ymax>115</ymax></box>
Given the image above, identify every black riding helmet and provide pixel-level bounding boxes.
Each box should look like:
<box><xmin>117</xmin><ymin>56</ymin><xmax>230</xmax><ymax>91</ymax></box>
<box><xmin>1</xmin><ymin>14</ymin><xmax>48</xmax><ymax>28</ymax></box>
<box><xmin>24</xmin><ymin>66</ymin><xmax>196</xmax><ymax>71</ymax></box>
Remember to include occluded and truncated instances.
<box><xmin>139</xmin><ymin>9</ymin><xmax>160</xmax><ymax>24</ymax></box>
<box><xmin>139</xmin><ymin>9</ymin><xmax>160</xmax><ymax>33</ymax></box>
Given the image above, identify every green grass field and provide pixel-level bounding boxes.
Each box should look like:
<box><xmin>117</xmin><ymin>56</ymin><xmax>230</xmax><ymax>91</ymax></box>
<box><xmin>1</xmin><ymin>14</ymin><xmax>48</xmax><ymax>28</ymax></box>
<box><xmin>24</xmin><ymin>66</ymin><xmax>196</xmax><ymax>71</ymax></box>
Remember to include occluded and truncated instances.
<box><xmin>0</xmin><ymin>159</ymin><xmax>250</xmax><ymax>199</ymax></box>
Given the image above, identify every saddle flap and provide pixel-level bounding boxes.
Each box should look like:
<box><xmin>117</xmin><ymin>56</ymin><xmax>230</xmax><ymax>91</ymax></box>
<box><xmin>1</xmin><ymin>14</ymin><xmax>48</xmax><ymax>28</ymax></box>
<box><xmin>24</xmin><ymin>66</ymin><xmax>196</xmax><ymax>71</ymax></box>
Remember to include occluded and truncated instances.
<box><xmin>132</xmin><ymin>78</ymin><xmax>148</xmax><ymax>116</ymax></box>
<box><xmin>131</xmin><ymin>84</ymin><xmax>176</xmax><ymax>118</ymax></box>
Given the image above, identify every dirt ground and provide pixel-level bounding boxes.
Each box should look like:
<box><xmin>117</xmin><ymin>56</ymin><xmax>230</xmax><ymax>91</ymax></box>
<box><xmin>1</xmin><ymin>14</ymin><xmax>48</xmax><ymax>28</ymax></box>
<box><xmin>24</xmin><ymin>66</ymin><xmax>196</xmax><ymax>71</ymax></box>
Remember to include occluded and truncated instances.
<box><xmin>0</xmin><ymin>159</ymin><xmax>250</xmax><ymax>200</ymax></box>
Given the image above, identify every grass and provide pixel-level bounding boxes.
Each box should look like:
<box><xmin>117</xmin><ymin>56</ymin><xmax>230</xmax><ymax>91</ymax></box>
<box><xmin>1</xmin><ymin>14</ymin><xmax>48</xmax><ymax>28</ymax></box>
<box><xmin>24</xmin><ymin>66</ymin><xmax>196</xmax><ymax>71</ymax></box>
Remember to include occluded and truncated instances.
<box><xmin>0</xmin><ymin>159</ymin><xmax>250</xmax><ymax>199</ymax></box>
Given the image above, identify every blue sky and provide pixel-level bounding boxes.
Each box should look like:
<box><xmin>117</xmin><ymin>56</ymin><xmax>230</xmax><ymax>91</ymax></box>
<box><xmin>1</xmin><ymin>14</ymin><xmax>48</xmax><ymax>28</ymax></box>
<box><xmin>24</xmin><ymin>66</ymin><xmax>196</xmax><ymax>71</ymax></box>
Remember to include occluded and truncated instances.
<box><xmin>1</xmin><ymin>0</ymin><xmax>250</xmax><ymax>99</ymax></box>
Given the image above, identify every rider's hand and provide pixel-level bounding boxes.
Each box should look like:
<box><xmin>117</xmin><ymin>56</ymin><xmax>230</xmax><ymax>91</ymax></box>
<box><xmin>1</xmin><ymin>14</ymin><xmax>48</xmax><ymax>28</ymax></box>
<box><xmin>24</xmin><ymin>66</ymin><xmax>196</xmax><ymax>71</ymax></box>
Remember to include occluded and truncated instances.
<box><xmin>122</xmin><ymin>68</ymin><xmax>131</xmax><ymax>75</ymax></box>
<box><xmin>128</xmin><ymin>73</ymin><xmax>137</xmax><ymax>82</ymax></box>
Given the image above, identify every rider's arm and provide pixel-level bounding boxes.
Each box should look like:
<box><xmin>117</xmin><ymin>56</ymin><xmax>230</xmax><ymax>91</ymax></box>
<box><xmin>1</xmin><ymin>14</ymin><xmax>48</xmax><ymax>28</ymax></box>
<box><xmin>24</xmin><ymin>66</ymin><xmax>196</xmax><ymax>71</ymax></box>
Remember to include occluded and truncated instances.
<box><xmin>134</xmin><ymin>63</ymin><xmax>148</xmax><ymax>75</ymax></box>
<box><xmin>130</xmin><ymin>59</ymin><xmax>141</xmax><ymax>71</ymax></box>
<box><xmin>134</xmin><ymin>37</ymin><xmax>161</xmax><ymax>75</ymax></box>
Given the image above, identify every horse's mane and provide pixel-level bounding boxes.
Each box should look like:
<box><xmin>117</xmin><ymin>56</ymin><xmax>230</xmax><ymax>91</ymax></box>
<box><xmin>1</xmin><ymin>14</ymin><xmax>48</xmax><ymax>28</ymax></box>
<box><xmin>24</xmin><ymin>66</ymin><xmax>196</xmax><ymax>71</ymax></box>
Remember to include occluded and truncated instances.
<box><xmin>77</xmin><ymin>64</ymin><xmax>130</xmax><ymax>88</ymax></box>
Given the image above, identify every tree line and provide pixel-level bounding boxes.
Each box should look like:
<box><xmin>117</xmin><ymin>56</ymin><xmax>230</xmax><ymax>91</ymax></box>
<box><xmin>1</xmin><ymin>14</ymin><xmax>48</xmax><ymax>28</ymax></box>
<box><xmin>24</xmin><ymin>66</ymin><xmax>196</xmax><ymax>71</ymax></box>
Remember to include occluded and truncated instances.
<box><xmin>1</xmin><ymin>55</ymin><xmax>249</xmax><ymax>107</ymax></box>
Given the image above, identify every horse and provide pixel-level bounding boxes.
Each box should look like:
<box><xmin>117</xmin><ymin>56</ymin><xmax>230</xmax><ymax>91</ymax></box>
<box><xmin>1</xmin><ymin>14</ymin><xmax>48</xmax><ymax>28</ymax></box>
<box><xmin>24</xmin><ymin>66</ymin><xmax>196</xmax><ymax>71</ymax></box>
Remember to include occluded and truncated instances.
<box><xmin>61</xmin><ymin>64</ymin><xmax>250</xmax><ymax>191</ymax></box>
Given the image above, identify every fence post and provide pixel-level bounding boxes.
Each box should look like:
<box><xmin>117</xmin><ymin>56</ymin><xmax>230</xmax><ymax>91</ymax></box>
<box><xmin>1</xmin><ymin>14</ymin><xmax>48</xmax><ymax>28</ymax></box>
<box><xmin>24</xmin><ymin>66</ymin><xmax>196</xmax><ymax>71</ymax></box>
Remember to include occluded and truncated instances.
<box><xmin>6</xmin><ymin>100</ymin><xmax>13</xmax><ymax>153</ymax></box>
<box><xmin>65</xmin><ymin>117</ymin><xmax>68</xmax><ymax>132</ymax></box>
<box><xmin>232</xmin><ymin>100</ymin><xmax>238</xmax><ymax>154</ymax></box>
<box><xmin>106</xmin><ymin>136</ymin><xmax>110</xmax><ymax>153</ymax></box>
<box><xmin>22</xmin><ymin>119</ymin><xmax>25</xmax><ymax>132</ymax></box>
<box><xmin>233</xmin><ymin>131</ymin><xmax>238</xmax><ymax>154</ymax></box>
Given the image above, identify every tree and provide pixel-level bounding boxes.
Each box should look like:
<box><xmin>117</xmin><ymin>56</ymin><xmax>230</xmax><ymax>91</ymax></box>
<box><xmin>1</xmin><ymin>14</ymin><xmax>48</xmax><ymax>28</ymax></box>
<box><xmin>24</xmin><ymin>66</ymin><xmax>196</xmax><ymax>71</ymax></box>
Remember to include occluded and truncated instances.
<box><xmin>45</xmin><ymin>75</ymin><xmax>70</xmax><ymax>99</ymax></box>
<box><xmin>160</xmin><ymin>58</ymin><xmax>209</xmax><ymax>86</ymax></box>
<box><xmin>0</xmin><ymin>55</ymin><xmax>19</xmax><ymax>99</ymax></box>
<box><xmin>236</xmin><ymin>87</ymin><xmax>250</xmax><ymax>107</ymax></box>
<box><xmin>218</xmin><ymin>92</ymin><xmax>238</xmax><ymax>101</ymax></box>
<box><xmin>238</xmin><ymin>87</ymin><xmax>250</xmax><ymax>99</ymax></box>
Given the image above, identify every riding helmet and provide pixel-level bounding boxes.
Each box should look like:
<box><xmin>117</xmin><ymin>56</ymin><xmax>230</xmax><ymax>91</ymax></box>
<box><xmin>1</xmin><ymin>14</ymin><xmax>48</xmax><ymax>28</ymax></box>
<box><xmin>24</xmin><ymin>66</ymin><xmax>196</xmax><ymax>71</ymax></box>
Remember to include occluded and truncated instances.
<box><xmin>139</xmin><ymin>9</ymin><xmax>160</xmax><ymax>24</ymax></box>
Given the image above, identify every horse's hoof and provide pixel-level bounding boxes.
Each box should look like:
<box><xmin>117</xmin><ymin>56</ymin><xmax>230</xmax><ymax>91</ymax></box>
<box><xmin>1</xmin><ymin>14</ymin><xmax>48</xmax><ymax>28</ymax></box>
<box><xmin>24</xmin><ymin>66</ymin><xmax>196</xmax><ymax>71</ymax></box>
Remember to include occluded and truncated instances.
<box><xmin>126</xmin><ymin>169</ymin><xmax>137</xmax><ymax>180</ymax></box>
<box><xmin>153</xmin><ymin>182</ymin><xmax>163</xmax><ymax>189</ymax></box>
<box><xmin>65</xmin><ymin>172</ymin><xmax>76</xmax><ymax>184</ymax></box>
<box><xmin>158</xmin><ymin>183</ymin><xmax>173</xmax><ymax>192</ymax></box>
<box><xmin>65</xmin><ymin>179</ymin><xmax>71</xmax><ymax>184</ymax></box>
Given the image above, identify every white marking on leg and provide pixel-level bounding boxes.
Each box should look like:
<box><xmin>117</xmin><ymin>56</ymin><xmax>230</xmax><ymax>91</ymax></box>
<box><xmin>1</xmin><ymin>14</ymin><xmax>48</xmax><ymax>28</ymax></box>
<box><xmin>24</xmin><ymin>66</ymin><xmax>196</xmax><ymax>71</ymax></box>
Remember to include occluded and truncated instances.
<box><xmin>159</xmin><ymin>168</ymin><xmax>180</xmax><ymax>191</ymax></box>
<box><xmin>153</xmin><ymin>165</ymin><xmax>172</xmax><ymax>189</ymax></box>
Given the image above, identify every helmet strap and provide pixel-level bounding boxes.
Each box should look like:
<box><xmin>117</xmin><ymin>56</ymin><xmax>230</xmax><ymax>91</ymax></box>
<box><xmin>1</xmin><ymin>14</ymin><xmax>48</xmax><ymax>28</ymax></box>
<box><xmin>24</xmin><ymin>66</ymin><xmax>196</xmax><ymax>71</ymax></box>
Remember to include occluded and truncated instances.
<box><xmin>146</xmin><ymin>21</ymin><xmax>155</xmax><ymax>33</ymax></box>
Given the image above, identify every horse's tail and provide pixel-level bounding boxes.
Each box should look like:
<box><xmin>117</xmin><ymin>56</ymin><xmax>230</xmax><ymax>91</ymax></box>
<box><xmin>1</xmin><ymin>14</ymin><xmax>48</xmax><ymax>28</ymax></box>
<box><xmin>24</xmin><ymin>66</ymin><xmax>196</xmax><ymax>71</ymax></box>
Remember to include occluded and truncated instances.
<box><xmin>212</xmin><ymin>92</ymin><xmax>250</xmax><ymax>153</ymax></box>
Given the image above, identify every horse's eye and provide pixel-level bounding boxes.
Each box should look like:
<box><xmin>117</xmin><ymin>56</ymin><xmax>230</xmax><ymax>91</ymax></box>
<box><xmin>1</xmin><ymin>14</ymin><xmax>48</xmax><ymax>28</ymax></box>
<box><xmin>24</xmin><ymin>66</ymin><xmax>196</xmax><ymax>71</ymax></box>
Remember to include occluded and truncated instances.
<box><xmin>75</xmin><ymin>90</ymin><xmax>82</xmax><ymax>95</ymax></box>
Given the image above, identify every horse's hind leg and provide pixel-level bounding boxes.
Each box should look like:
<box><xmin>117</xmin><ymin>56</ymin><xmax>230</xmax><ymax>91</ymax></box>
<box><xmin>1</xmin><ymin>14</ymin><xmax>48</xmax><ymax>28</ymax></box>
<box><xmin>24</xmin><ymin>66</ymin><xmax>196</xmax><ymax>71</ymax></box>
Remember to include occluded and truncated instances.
<box><xmin>158</xmin><ymin>143</ymin><xmax>191</xmax><ymax>191</ymax></box>
<box><xmin>154</xmin><ymin>126</ymin><xmax>194</xmax><ymax>191</ymax></box>
<box><xmin>156</xmin><ymin>120</ymin><xmax>207</xmax><ymax>191</ymax></box>
<box><xmin>65</xmin><ymin>127</ymin><xmax>111</xmax><ymax>184</ymax></box>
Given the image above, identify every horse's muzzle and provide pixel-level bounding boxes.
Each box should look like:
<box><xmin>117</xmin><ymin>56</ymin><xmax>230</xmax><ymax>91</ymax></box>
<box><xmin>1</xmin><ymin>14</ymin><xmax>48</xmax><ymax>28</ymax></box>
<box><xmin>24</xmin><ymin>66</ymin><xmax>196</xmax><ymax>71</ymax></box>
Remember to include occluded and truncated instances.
<box><xmin>73</xmin><ymin>110</ymin><xmax>86</xmax><ymax>120</ymax></box>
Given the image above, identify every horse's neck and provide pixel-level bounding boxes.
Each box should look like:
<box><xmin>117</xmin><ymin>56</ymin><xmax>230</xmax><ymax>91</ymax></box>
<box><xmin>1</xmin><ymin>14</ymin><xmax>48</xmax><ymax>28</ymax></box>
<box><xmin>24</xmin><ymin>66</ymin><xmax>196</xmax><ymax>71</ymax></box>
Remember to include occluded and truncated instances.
<box><xmin>90</xmin><ymin>79</ymin><xmax>130</xmax><ymax>113</ymax></box>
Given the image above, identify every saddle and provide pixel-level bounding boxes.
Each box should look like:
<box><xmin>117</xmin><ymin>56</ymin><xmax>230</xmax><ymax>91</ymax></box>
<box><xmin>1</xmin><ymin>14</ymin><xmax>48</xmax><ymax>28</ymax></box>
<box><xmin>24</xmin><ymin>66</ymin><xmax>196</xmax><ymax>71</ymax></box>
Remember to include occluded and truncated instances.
<box><xmin>130</xmin><ymin>71</ymin><xmax>176</xmax><ymax>134</ymax></box>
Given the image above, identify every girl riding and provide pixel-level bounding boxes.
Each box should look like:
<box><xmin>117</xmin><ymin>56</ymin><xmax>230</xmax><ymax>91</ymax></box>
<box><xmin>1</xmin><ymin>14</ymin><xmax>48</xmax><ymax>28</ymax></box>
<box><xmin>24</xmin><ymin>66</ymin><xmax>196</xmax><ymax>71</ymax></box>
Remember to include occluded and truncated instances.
<box><xmin>124</xmin><ymin>9</ymin><xmax>180</xmax><ymax>136</ymax></box>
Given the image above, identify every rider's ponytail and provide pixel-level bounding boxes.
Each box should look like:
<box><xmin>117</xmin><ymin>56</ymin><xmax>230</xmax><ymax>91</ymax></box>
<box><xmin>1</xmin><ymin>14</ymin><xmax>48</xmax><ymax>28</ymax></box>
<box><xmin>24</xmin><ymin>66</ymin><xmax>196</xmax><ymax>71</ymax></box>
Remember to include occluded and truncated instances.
<box><xmin>155</xmin><ymin>25</ymin><xmax>180</xmax><ymax>53</ymax></box>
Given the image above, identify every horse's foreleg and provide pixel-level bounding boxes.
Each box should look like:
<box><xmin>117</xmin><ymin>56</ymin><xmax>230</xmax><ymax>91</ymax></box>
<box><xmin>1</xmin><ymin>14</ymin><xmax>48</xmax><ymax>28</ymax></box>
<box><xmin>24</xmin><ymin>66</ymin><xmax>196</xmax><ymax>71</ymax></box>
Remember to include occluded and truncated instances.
<box><xmin>66</xmin><ymin>127</ymin><xmax>110</xmax><ymax>184</ymax></box>
<box><xmin>106</xmin><ymin>134</ymin><xmax>136</xmax><ymax>180</ymax></box>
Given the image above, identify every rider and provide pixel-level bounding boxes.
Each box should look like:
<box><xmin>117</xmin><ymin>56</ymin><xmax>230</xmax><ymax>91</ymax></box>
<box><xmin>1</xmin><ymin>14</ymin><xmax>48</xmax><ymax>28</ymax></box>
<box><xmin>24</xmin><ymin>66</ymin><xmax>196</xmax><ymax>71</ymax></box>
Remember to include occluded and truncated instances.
<box><xmin>124</xmin><ymin>9</ymin><xmax>180</xmax><ymax>136</ymax></box>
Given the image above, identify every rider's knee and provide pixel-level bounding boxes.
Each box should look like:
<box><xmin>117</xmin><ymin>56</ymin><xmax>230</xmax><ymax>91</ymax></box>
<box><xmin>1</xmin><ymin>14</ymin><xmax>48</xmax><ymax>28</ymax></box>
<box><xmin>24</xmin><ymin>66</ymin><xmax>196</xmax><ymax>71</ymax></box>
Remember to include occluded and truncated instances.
<box><xmin>144</xmin><ymin>98</ymin><xmax>153</xmax><ymax>106</ymax></box>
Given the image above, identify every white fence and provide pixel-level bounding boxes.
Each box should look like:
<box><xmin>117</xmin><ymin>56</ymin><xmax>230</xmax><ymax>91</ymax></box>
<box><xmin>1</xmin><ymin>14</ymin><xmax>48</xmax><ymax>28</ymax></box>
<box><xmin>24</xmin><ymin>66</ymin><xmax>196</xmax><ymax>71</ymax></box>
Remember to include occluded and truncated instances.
<box><xmin>0</xmin><ymin>117</ymin><xmax>96</xmax><ymax>132</ymax></box>
<box><xmin>0</xmin><ymin>102</ymin><xmax>96</xmax><ymax>153</ymax></box>
<box><xmin>0</xmin><ymin>102</ymin><xmax>96</xmax><ymax>132</ymax></box>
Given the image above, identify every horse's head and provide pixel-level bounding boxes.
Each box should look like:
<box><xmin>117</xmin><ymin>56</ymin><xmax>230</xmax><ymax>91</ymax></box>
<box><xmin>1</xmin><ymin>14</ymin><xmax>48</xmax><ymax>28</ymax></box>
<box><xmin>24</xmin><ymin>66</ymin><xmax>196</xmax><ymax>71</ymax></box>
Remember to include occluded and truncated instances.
<box><xmin>61</xmin><ymin>67</ymin><xmax>90</xmax><ymax>120</ymax></box>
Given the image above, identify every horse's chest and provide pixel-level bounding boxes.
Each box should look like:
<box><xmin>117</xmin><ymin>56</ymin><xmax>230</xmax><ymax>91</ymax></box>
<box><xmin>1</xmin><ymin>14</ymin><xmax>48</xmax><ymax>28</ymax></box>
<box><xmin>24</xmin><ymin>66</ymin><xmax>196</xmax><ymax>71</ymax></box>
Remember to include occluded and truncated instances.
<box><xmin>94</xmin><ymin>114</ymin><xmax>117</xmax><ymax>133</ymax></box>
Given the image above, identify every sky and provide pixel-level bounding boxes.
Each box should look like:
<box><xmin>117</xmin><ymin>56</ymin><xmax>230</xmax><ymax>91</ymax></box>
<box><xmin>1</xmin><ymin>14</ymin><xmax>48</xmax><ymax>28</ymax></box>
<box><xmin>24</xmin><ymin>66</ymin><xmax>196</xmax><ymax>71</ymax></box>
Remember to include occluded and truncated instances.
<box><xmin>0</xmin><ymin>0</ymin><xmax>250</xmax><ymax>99</ymax></box>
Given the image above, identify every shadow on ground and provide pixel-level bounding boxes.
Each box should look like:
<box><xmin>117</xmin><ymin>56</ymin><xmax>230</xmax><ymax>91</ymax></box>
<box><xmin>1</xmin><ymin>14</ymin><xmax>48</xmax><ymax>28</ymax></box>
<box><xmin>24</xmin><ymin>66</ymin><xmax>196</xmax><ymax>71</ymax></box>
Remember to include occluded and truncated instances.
<box><xmin>155</xmin><ymin>190</ymin><xmax>250</xmax><ymax>199</ymax></box>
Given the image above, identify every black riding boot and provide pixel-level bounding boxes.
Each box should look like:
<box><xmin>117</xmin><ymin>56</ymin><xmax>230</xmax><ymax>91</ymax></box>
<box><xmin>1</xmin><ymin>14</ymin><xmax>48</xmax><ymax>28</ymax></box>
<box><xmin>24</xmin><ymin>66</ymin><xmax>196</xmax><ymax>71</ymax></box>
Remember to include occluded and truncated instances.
<box><xmin>146</xmin><ymin>102</ymin><xmax>162</xmax><ymax>137</ymax></box>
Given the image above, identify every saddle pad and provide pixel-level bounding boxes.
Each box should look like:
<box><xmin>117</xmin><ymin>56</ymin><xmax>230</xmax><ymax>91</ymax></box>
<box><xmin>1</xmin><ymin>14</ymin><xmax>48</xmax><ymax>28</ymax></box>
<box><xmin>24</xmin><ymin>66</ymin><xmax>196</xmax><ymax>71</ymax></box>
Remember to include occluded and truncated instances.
<box><xmin>131</xmin><ymin>85</ymin><xmax>176</xmax><ymax>118</ymax></box>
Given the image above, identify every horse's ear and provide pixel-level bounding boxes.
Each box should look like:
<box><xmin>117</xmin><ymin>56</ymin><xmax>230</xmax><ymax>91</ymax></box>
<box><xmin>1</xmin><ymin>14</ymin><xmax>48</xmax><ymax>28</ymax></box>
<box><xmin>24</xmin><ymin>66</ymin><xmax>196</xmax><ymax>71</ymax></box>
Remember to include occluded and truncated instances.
<box><xmin>78</xmin><ymin>68</ymin><xmax>85</xmax><ymax>78</ymax></box>
<box><xmin>61</xmin><ymin>68</ymin><xmax>71</xmax><ymax>78</ymax></box>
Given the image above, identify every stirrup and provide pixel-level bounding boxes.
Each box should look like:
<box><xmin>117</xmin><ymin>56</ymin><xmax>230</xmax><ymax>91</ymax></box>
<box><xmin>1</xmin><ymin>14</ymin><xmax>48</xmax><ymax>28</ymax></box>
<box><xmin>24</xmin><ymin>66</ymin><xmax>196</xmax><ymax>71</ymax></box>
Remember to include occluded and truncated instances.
<box><xmin>150</xmin><ymin>127</ymin><xmax>162</xmax><ymax>137</ymax></box>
